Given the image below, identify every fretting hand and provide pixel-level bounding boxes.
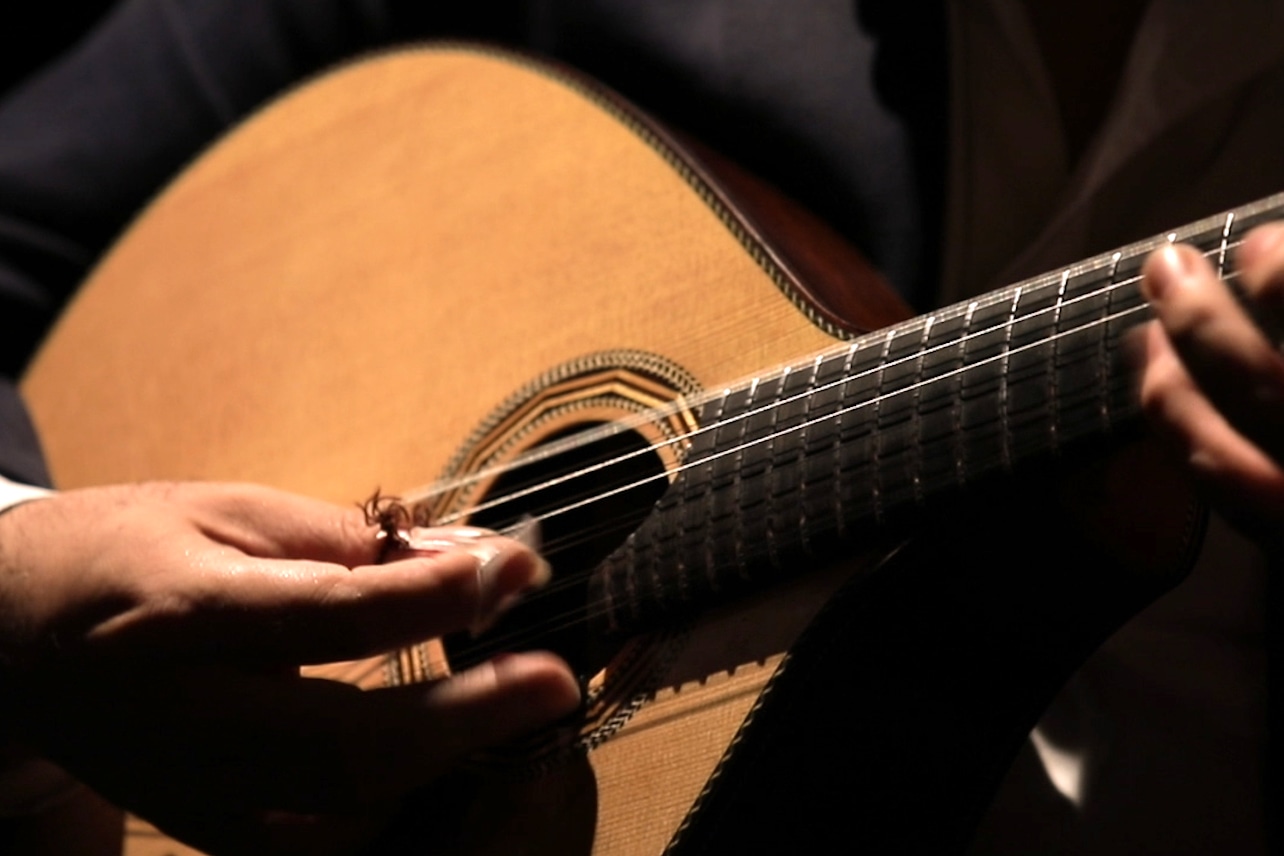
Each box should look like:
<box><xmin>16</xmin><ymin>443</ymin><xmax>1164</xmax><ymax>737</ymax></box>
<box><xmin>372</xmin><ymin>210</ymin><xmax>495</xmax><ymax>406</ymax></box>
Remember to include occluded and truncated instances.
<box><xmin>1141</xmin><ymin>221</ymin><xmax>1284</xmax><ymax>548</ymax></box>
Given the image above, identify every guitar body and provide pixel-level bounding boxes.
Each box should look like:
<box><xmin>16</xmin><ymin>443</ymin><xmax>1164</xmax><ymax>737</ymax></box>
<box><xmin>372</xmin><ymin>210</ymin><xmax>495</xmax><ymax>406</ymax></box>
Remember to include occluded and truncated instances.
<box><xmin>20</xmin><ymin>47</ymin><xmax>1200</xmax><ymax>854</ymax></box>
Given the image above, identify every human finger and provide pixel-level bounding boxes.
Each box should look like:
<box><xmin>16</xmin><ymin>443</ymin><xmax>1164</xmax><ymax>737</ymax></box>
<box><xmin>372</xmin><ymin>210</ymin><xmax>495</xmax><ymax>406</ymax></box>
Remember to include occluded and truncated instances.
<box><xmin>1140</xmin><ymin>241</ymin><xmax>1284</xmax><ymax>464</ymax></box>
<box><xmin>308</xmin><ymin>650</ymin><xmax>580</xmax><ymax>806</ymax></box>
<box><xmin>94</xmin><ymin>528</ymin><xmax>552</xmax><ymax>664</ymax></box>
<box><xmin>181</xmin><ymin>482</ymin><xmax>385</xmax><ymax>568</ymax></box>
<box><xmin>1139</xmin><ymin>321</ymin><xmax>1284</xmax><ymax>539</ymax></box>
<box><xmin>130</xmin><ymin>804</ymin><xmax>380</xmax><ymax>856</ymax></box>
<box><xmin>1235</xmin><ymin>222</ymin><xmax>1284</xmax><ymax>329</ymax></box>
<box><xmin>98</xmin><ymin>654</ymin><xmax>578</xmax><ymax>820</ymax></box>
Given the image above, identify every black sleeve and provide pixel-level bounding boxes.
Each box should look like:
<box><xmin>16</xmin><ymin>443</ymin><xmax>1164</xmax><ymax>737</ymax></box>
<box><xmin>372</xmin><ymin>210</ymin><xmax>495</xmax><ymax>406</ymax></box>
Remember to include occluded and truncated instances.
<box><xmin>0</xmin><ymin>381</ymin><xmax>50</xmax><ymax>487</ymax></box>
<box><xmin>0</xmin><ymin>0</ymin><xmax>524</xmax><ymax>485</ymax></box>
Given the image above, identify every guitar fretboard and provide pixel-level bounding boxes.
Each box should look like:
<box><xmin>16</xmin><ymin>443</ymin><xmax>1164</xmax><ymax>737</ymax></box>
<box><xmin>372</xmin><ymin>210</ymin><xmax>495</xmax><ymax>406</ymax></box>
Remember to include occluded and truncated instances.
<box><xmin>594</xmin><ymin>192</ymin><xmax>1284</xmax><ymax>634</ymax></box>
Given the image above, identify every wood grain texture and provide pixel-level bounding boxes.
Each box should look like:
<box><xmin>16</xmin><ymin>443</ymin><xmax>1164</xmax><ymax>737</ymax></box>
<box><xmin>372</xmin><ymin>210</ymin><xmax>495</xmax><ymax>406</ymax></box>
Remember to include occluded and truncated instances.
<box><xmin>23</xmin><ymin>48</ymin><xmax>848</xmax><ymax>501</ymax></box>
<box><xmin>20</xmin><ymin>48</ymin><xmax>895</xmax><ymax>855</ymax></box>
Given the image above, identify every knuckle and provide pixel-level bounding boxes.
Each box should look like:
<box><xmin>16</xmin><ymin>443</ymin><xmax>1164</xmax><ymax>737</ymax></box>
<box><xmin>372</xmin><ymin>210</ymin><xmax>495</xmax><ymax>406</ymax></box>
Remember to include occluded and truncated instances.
<box><xmin>1165</xmin><ymin>294</ymin><xmax>1219</xmax><ymax>341</ymax></box>
<box><xmin>314</xmin><ymin>572</ymin><xmax>364</xmax><ymax>610</ymax></box>
<box><xmin>1139</xmin><ymin>359</ymin><xmax>1179</xmax><ymax>417</ymax></box>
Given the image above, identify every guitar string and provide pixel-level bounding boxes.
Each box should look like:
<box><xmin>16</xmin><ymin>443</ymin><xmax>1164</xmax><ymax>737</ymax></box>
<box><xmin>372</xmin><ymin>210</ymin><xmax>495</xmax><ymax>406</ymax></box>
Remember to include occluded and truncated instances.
<box><xmin>425</xmin><ymin>300</ymin><xmax>1158</xmax><ymax>661</ymax></box>
<box><xmin>465</xmin><ymin>377</ymin><xmax>1147</xmax><ymax>662</ymax></box>
<box><xmin>460</xmin><ymin>231</ymin><xmax>1266</xmax><ymax>641</ymax></box>
<box><xmin>513</xmin><ymin>364</ymin><xmax>1134</xmax><ymax>584</ymax></box>
<box><xmin>420</xmin><ymin>240</ymin><xmax>1242</xmax><ymax>534</ymax></box>
<box><xmin>427</xmin><ymin>306</ymin><xmax>1144</xmax><ymax>616</ymax></box>
<box><xmin>470</xmin><ymin>271</ymin><xmax>1188</xmax><ymax>549</ymax></box>
<box><xmin>423</xmin><ymin>275</ymin><xmax>1127</xmax><ymax>523</ymax></box>
<box><xmin>454</xmin><ymin>378</ymin><xmax>1141</xmax><ymax>662</ymax></box>
<box><xmin>453</xmin><ymin>228</ymin><xmax>1258</xmax><ymax>651</ymax></box>
<box><xmin>468</xmin><ymin>370</ymin><xmax>1140</xmax><ymax>656</ymax></box>
<box><xmin>366</xmin><ymin>242</ymin><xmax>1247</xmax><ymax>661</ymax></box>
<box><xmin>421</xmin><ymin>249</ymin><xmax>1246</xmax><ymax>630</ymax></box>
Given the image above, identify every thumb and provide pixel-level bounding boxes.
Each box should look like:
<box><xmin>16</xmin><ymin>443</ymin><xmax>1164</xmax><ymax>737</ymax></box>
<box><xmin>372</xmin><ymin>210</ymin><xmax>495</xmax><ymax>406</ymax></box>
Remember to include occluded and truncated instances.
<box><xmin>288</xmin><ymin>651</ymin><xmax>581</xmax><ymax>808</ymax></box>
<box><xmin>128</xmin><ymin>652</ymin><xmax>581</xmax><ymax>851</ymax></box>
<box><xmin>395</xmin><ymin>650</ymin><xmax>582</xmax><ymax>765</ymax></box>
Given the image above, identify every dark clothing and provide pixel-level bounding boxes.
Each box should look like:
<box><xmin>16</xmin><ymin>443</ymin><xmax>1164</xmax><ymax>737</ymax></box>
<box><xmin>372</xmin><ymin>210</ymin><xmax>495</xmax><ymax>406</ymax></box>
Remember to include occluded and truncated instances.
<box><xmin>0</xmin><ymin>0</ymin><xmax>945</xmax><ymax>485</ymax></box>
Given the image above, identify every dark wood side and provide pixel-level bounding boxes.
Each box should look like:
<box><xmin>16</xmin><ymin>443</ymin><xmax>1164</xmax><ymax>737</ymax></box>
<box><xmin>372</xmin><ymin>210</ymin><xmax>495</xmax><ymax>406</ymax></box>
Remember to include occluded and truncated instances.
<box><xmin>677</xmin><ymin>136</ymin><xmax>912</xmax><ymax>336</ymax></box>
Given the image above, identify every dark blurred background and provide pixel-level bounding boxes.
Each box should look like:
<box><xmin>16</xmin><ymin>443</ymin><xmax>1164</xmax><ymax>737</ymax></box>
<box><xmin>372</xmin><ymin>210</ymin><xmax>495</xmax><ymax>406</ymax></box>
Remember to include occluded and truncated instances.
<box><xmin>0</xmin><ymin>4</ymin><xmax>117</xmax><ymax>99</ymax></box>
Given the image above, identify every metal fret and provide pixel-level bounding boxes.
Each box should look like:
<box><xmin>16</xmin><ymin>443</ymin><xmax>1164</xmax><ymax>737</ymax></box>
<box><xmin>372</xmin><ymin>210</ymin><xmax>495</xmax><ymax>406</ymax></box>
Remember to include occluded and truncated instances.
<box><xmin>954</xmin><ymin>301</ymin><xmax>977</xmax><ymax>486</ymax></box>
<box><xmin>911</xmin><ymin>316</ymin><xmax>934</xmax><ymax>505</ymax></box>
<box><xmin>797</xmin><ymin>354</ymin><xmax>824</xmax><ymax>553</ymax></box>
<box><xmin>871</xmin><ymin>329</ymin><xmax>895</xmax><ymax>524</ymax></box>
<box><xmin>1218</xmin><ymin>212</ymin><xmax>1236</xmax><ymax>279</ymax></box>
<box><xmin>1098</xmin><ymin>253</ymin><xmax>1122</xmax><ymax>432</ymax></box>
<box><xmin>762</xmin><ymin>366</ymin><xmax>788</xmax><ymax>567</ymax></box>
<box><xmin>999</xmin><ymin>288</ymin><xmax>1021</xmax><ymax>472</ymax></box>
<box><xmin>699</xmin><ymin>389</ymin><xmax>729</xmax><ymax>598</ymax></box>
<box><xmin>733</xmin><ymin>376</ymin><xmax>762</xmax><ymax>580</ymax></box>
<box><xmin>1048</xmin><ymin>271</ymin><xmax>1068</xmax><ymax>453</ymax></box>
<box><xmin>593</xmin><ymin>191</ymin><xmax>1284</xmax><ymax>636</ymax></box>
<box><xmin>834</xmin><ymin>340</ymin><xmax>860</xmax><ymax>539</ymax></box>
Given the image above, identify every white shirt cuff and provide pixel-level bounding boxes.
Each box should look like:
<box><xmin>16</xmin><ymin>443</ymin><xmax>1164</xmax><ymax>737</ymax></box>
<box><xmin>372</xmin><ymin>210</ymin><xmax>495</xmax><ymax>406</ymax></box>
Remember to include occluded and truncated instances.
<box><xmin>0</xmin><ymin>476</ymin><xmax>53</xmax><ymax>515</ymax></box>
<box><xmin>0</xmin><ymin>477</ymin><xmax>70</xmax><ymax>815</ymax></box>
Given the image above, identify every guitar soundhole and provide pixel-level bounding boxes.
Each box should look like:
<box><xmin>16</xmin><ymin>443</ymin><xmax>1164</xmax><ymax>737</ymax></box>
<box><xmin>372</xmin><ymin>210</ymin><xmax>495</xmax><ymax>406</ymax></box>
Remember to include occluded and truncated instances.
<box><xmin>444</xmin><ymin>422</ymin><xmax>668</xmax><ymax>679</ymax></box>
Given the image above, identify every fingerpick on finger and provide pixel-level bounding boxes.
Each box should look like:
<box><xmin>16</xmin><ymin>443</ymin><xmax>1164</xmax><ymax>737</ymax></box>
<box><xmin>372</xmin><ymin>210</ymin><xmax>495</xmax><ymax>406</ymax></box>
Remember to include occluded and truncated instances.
<box><xmin>384</xmin><ymin>526</ymin><xmax>552</xmax><ymax>636</ymax></box>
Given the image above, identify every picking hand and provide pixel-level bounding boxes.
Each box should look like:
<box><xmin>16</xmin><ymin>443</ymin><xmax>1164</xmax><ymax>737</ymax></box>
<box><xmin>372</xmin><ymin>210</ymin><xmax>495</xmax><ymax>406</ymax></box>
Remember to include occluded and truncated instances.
<box><xmin>0</xmin><ymin>481</ymin><xmax>579</xmax><ymax>854</ymax></box>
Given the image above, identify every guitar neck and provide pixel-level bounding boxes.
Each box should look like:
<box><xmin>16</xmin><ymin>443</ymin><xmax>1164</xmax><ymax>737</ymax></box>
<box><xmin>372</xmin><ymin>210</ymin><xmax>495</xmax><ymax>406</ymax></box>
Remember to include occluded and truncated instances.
<box><xmin>595</xmin><ymin>190</ymin><xmax>1284</xmax><ymax>635</ymax></box>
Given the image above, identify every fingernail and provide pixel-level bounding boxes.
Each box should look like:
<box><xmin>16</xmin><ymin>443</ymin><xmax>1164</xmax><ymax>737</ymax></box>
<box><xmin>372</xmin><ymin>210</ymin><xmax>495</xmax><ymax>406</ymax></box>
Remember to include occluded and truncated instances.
<box><xmin>400</xmin><ymin>526</ymin><xmax>494</xmax><ymax>552</ymax></box>
<box><xmin>470</xmin><ymin>544</ymin><xmax>552</xmax><ymax>637</ymax></box>
<box><xmin>1143</xmin><ymin>244</ymin><xmax>1194</xmax><ymax>302</ymax></box>
<box><xmin>391</xmin><ymin>525</ymin><xmax>553</xmax><ymax>636</ymax></box>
